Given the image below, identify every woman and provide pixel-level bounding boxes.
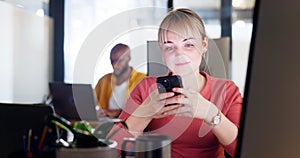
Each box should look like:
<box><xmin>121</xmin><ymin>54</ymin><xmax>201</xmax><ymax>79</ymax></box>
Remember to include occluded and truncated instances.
<box><xmin>111</xmin><ymin>8</ymin><xmax>242</xmax><ymax>158</ymax></box>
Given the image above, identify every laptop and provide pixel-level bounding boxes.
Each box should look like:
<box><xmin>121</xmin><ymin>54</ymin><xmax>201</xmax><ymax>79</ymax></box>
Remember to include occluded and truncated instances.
<box><xmin>49</xmin><ymin>82</ymin><xmax>99</xmax><ymax>121</ymax></box>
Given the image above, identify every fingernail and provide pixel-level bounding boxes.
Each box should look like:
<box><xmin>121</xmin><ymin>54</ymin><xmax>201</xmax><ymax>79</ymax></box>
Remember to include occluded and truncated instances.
<box><xmin>169</xmin><ymin>92</ymin><xmax>174</xmax><ymax>96</ymax></box>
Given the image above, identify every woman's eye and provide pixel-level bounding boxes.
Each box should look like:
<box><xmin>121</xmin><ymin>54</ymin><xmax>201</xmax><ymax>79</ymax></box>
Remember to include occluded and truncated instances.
<box><xmin>185</xmin><ymin>43</ymin><xmax>194</xmax><ymax>47</ymax></box>
<box><xmin>164</xmin><ymin>45</ymin><xmax>174</xmax><ymax>52</ymax></box>
<box><xmin>166</xmin><ymin>47</ymin><xmax>173</xmax><ymax>51</ymax></box>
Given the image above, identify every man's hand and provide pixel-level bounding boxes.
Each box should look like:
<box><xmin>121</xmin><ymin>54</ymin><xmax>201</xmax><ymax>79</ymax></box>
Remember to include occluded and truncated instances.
<box><xmin>104</xmin><ymin>109</ymin><xmax>122</xmax><ymax>118</ymax></box>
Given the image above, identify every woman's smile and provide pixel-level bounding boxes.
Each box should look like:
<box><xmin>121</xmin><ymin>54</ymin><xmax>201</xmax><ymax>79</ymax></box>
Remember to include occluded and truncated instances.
<box><xmin>175</xmin><ymin>61</ymin><xmax>191</xmax><ymax>66</ymax></box>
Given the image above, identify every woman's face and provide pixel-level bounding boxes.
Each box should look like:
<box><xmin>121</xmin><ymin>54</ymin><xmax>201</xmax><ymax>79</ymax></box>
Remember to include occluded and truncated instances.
<box><xmin>161</xmin><ymin>30</ymin><xmax>207</xmax><ymax>76</ymax></box>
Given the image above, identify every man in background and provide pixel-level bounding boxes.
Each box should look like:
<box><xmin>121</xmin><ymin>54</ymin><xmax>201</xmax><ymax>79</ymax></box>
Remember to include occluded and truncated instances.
<box><xmin>95</xmin><ymin>43</ymin><xmax>146</xmax><ymax>118</ymax></box>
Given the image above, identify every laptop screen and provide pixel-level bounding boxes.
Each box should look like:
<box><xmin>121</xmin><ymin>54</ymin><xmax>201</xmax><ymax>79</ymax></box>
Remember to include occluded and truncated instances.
<box><xmin>49</xmin><ymin>82</ymin><xmax>99</xmax><ymax>121</ymax></box>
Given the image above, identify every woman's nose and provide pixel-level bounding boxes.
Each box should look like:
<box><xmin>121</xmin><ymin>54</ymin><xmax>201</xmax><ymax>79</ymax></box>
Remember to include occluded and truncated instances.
<box><xmin>174</xmin><ymin>45</ymin><xmax>185</xmax><ymax>56</ymax></box>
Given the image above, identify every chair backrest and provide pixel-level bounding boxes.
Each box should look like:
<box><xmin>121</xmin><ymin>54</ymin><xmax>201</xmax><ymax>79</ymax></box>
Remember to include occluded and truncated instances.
<box><xmin>200</xmin><ymin>37</ymin><xmax>230</xmax><ymax>79</ymax></box>
<box><xmin>0</xmin><ymin>103</ymin><xmax>57</xmax><ymax>158</ymax></box>
<box><xmin>147</xmin><ymin>37</ymin><xmax>230</xmax><ymax>79</ymax></box>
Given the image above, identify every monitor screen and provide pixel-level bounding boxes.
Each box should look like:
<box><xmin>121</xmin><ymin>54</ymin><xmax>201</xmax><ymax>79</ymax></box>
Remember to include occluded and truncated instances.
<box><xmin>236</xmin><ymin>0</ymin><xmax>300</xmax><ymax>157</ymax></box>
<box><xmin>0</xmin><ymin>103</ymin><xmax>57</xmax><ymax>158</ymax></box>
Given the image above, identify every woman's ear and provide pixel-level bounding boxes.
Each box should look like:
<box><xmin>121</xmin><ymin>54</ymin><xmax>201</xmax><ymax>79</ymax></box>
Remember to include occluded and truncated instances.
<box><xmin>202</xmin><ymin>37</ymin><xmax>208</xmax><ymax>53</ymax></box>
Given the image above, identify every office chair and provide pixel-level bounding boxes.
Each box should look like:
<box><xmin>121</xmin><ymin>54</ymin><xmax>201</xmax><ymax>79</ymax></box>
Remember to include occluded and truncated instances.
<box><xmin>200</xmin><ymin>37</ymin><xmax>230</xmax><ymax>79</ymax></box>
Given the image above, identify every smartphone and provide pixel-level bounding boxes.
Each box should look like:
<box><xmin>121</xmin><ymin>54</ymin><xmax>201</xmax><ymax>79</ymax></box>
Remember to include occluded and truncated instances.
<box><xmin>156</xmin><ymin>75</ymin><xmax>183</xmax><ymax>95</ymax></box>
<box><xmin>156</xmin><ymin>75</ymin><xmax>183</xmax><ymax>106</ymax></box>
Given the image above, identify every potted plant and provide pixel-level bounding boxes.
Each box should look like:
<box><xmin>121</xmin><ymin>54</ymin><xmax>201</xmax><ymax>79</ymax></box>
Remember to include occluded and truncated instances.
<box><xmin>46</xmin><ymin>115</ymin><xmax>127</xmax><ymax>158</ymax></box>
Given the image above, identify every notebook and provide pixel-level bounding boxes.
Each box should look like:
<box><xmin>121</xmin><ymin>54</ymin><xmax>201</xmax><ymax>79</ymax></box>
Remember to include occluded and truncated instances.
<box><xmin>49</xmin><ymin>82</ymin><xmax>99</xmax><ymax>121</ymax></box>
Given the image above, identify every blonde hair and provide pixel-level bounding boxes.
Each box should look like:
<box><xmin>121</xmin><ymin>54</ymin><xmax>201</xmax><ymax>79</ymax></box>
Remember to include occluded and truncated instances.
<box><xmin>158</xmin><ymin>8</ymin><xmax>207</xmax><ymax>48</ymax></box>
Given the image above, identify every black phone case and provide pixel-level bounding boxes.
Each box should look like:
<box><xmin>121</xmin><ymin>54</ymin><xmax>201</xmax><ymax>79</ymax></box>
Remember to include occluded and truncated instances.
<box><xmin>156</xmin><ymin>75</ymin><xmax>183</xmax><ymax>94</ymax></box>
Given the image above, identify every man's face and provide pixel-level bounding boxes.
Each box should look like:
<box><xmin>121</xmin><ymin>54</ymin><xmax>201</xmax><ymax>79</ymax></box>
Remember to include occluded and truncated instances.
<box><xmin>110</xmin><ymin>49</ymin><xmax>130</xmax><ymax>77</ymax></box>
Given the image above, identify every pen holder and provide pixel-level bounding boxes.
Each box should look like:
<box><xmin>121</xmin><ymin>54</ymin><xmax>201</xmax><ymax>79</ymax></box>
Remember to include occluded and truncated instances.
<box><xmin>46</xmin><ymin>115</ymin><xmax>128</xmax><ymax>158</ymax></box>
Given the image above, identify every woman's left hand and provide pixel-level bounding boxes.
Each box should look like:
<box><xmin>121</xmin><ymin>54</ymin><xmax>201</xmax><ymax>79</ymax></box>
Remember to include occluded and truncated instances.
<box><xmin>167</xmin><ymin>87</ymin><xmax>215</xmax><ymax>120</ymax></box>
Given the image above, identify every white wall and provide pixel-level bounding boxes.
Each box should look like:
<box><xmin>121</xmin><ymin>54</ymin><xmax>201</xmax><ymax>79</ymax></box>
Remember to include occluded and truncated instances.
<box><xmin>71</xmin><ymin>7</ymin><xmax>166</xmax><ymax>85</ymax></box>
<box><xmin>0</xmin><ymin>2</ymin><xmax>53</xmax><ymax>103</ymax></box>
<box><xmin>232</xmin><ymin>22</ymin><xmax>252</xmax><ymax>95</ymax></box>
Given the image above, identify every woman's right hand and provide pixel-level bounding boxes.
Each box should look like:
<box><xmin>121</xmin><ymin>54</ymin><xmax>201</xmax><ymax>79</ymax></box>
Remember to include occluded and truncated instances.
<box><xmin>132</xmin><ymin>90</ymin><xmax>182</xmax><ymax>119</ymax></box>
<box><xmin>126</xmin><ymin>90</ymin><xmax>183</xmax><ymax>134</ymax></box>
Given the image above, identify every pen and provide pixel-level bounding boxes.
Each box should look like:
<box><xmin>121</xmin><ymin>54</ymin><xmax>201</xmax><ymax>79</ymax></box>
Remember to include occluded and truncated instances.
<box><xmin>23</xmin><ymin>135</ymin><xmax>28</xmax><ymax>157</ymax></box>
<box><xmin>38</xmin><ymin>125</ymin><xmax>48</xmax><ymax>152</ymax></box>
<box><xmin>33</xmin><ymin>136</ymin><xmax>39</xmax><ymax>155</ymax></box>
<box><xmin>27</xmin><ymin>129</ymin><xmax>33</xmax><ymax>158</ymax></box>
<box><xmin>28</xmin><ymin>129</ymin><xmax>32</xmax><ymax>152</ymax></box>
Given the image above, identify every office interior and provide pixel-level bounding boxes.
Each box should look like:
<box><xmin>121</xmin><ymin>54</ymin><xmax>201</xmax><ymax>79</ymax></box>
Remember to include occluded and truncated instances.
<box><xmin>0</xmin><ymin>0</ymin><xmax>254</xmax><ymax>103</ymax></box>
<box><xmin>1</xmin><ymin>0</ymin><xmax>252</xmax><ymax>157</ymax></box>
<box><xmin>5</xmin><ymin>0</ymin><xmax>300</xmax><ymax>158</ymax></box>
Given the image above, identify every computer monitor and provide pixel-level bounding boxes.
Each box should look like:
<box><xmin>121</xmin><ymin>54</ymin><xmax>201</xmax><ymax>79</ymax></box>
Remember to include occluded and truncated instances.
<box><xmin>236</xmin><ymin>0</ymin><xmax>300</xmax><ymax>157</ymax></box>
<box><xmin>0</xmin><ymin>103</ymin><xmax>57</xmax><ymax>158</ymax></box>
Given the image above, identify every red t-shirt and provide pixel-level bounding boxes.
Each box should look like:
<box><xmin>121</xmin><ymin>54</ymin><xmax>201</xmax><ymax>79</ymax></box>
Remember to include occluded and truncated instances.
<box><xmin>114</xmin><ymin>72</ymin><xmax>243</xmax><ymax>158</ymax></box>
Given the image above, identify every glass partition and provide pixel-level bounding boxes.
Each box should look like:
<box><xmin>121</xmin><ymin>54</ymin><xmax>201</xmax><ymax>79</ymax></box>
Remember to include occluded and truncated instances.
<box><xmin>65</xmin><ymin>0</ymin><xmax>255</xmax><ymax>95</ymax></box>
